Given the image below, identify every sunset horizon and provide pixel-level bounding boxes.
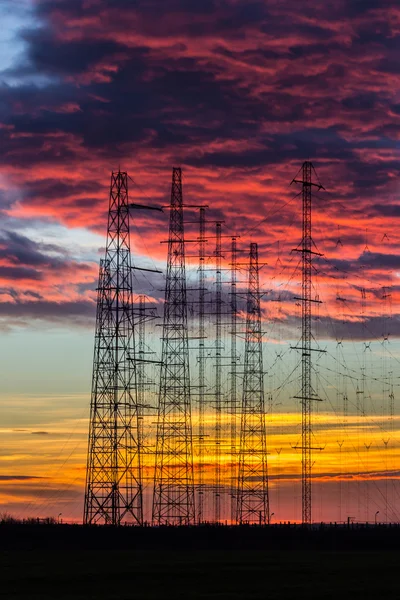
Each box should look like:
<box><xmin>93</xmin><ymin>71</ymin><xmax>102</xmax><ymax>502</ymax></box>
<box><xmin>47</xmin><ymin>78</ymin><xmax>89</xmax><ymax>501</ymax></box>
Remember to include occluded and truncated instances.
<box><xmin>1</xmin><ymin>1</ymin><xmax>400</xmax><ymax>596</ymax></box>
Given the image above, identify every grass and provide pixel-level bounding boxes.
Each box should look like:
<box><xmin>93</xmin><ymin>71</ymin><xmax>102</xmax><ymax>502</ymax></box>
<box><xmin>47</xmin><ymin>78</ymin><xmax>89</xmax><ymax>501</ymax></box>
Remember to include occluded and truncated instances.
<box><xmin>1</xmin><ymin>524</ymin><xmax>400</xmax><ymax>599</ymax></box>
<box><xmin>1</xmin><ymin>547</ymin><xmax>399</xmax><ymax>599</ymax></box>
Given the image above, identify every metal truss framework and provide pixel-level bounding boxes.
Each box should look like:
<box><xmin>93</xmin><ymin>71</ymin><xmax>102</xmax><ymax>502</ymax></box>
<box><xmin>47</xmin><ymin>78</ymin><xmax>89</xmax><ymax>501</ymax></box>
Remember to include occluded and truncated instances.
<box><xmin>84</xmin><ymin>171</ymin><xmax>142</xmax><ymax>526</ymax></box>
<box><xmin>197</xmin><ymin>207</ymin><xmax>206</xmax><ymax>524</ymax></box>
<box><xmin>291</xmin><ymin>161</ymin><xmax>324</xmax><ymax>526</ymax></box>
<box><xmin>214</xmin><ymin>222</ymin><xmax>223</xmax><ymax>522</ymax></box>
<box><xmin>152</xmin><ymin>167</ymin><xmax>195</xmax><ymax>525</ymax></box>
<box><xmin>230</xmin><ymin>236</ymin><xmax>238</xmax><ymax>524</ymax></box>
<box><xmin>237</xmin><ymin>243</ymin><xmax>269</xmax><ymax>524</ymax></box>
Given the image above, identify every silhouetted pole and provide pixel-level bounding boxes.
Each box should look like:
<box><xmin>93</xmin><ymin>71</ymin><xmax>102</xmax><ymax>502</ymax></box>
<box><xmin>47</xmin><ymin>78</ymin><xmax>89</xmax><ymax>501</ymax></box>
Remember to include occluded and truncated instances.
<box><xmin>84</xmin><ymin>171</ymin><xmax>148</xmax><ymax>525</ymax></box>
<box><xmin>230</xmin><ymin>236</ymin><xmax>238</xmax><ymax>524</ymax></box>
<box><xmin>197</xmin><ymin>207</ymin><xmax>206</xmax><ymax>524</ymax></box>
<box><xmin>237</xmin><ymin>243</ymin><xmax>269</xmax><ymax>524</ymax></box>
<box><xmin>291</xmin><ymin>162</ymin><xmax>324</xmax><ymax>526</ymax></box>
<box><xmin>152</xmin><ymin>167</ymin><xmax>195</xmax><ymax>525</ymax></box>
<box><xmin>214</xmin><ymin>222</ymin><xmax>222</xmax><ymax>523</ymax></box>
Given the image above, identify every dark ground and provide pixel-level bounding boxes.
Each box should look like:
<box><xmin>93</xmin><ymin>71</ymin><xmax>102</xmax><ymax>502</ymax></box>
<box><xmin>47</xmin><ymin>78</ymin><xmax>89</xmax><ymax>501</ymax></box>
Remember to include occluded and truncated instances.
<box><xmin>1</xmin><ymin>524</ymin><xmax>399</xmax><ymax>599</ymax></box>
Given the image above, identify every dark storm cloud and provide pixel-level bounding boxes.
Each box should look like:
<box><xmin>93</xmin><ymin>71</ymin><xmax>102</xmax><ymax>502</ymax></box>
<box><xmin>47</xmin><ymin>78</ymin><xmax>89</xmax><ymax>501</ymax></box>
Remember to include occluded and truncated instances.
<box><xmin>346</xmin><ymin>157</ymin><xmax>400</xmax><ymax>194</ymax></box>
<box><xmin>187</xmin><ymin>130</ymin><xmax>355</xmax><ymax>169</ymax></box>
<box><xmin>0</xmin><ymin>230</ymin><xmax>66</xmax><ymax>268</ymax></box>
<box><xmin>359</xmin><ymin>252</ymin><xmax>400</xmax><ymax>270</ymax></box>
<box><xmin>0</xmin><ymin>229</ymin><xmax>97</xmax><ymax>324</ymax></box>
<box><xmin>280</xmin><ymin>313</ymin><xmax>400</xmax><ymax>342</ymax></box>
<box><xmin>0</xmin><ymin>481</ymin><xmax>81</xmax><ymax>500</ymax></box>
<box><xmin>315</xmin><ymin>249</ymin><xmax>400</xmax><ymax>280</ymax></box>
<box><xmin>0</xmin><ymin>475</ymin><xmax>45</xmax><ymax>481</ymax></box>
<box><xmin>0</xmin><ymin>265</ymin><xmax>42</xmax><ymax>281</ymax></box>
<box><xmin>2</xmin><ymin>61</ymin><xmax>244</xmax><ymax>161</ymax></box>
<box><xmin>21</xmin><ymin>178</ymin><xmax>102</xmax><ymax>202</ymax></box>
<box><xmin>0</xmin><ymin>0</ymin><xmax>397</xmax><ymax>189</ymax></box>
<box><xmin>327</xmin><ymin>314</ymin><xmax>400</xmax><ymax>341</ymax></box>
<box><xmin>23</xmin><ymin>32</ymin><xmax>125</xmax><ymax>76</ymax></box>
<box><xmin>372</xmin><ymin>204</ymin><xmax>400</xmax><ymax>218</ymax></box>
<box><xmin>0</xmin><ymin>231</ymin><xmax>93</xmax><ymax>284</ymax></box>
<box><xmin>0</xmin><ymin>0</ymin><xmax>399</xmax><ymax>326</ymax></box>
<box><xmin>0</xmin><ymin>300</ymin><xmax>94</xmax><ymax>322</ymax></box>
<box><xmin>34</xmin><ymin>0</ymin><xmax>271</xmax><ymax>33</ymax></box>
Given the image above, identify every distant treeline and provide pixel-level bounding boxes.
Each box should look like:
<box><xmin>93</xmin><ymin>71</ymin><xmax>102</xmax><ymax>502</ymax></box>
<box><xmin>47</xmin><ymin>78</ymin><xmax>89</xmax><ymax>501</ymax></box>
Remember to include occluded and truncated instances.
<box><xmin>1</xmin><ymin>521</ymin><xmax>400</xmax><ymax>552</ymax></box>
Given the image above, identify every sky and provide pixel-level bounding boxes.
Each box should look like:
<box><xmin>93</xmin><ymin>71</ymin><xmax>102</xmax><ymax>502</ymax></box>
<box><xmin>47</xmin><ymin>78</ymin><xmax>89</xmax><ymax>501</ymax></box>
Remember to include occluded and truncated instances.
<box><xmin>0</xmin><ymin>0</ymin><xmax>400</xmax><ymax>524</ymax></box>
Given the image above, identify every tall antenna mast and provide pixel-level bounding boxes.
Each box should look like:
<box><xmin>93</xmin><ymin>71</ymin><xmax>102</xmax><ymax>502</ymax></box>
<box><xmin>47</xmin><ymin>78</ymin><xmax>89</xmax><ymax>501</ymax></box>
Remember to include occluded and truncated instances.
<box><xmin>291</xmin><ymin>162</ymin><xmax>324</xmax><ymax>526</ymax></box>
<box><xmin>230</xmin><ymin>236</ymin><xmax>238</xmax><ymax>524</ymax></box>
<box><xmin>214</xmin><ymin>221</ymin><xmax>223</xmax><ymax>522</ymax></box>
<box><xmin>237</xmin><ymin>242</ymin><xmax>269</xmax><ymax>524</ymax></box>
<box><xmin>84</xmin><ymin>171</ymin><xmax>143</xmax><ymax>525</ymax></box>
<box><xmin>382</xmin><ymin>285</ymin><xmax>391</xmax><ymax>523</ymax></box>
<box><xmin>136</xmin><ymin>294</ymin><xmax>160</xmax><ymax>522</ymax></box>
<box><xmin>137</xmin><ymin>295</ymin><xmax>146</xmax><ymax>475</ymax></box>
<box><xmin>197</xmin><ymin>207</ymin><xmax>206</xmax><ymax>523</ymax></box>
<box><xmin>152</xmin><ymin>167</ymin><xmax>196</xmax><ymax>525</ymax></box>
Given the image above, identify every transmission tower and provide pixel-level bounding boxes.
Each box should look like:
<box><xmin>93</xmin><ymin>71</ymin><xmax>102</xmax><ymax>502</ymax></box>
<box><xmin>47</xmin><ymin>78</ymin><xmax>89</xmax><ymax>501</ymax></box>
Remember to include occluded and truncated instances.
<box><xmin>291</xmin><ymin>161</ymin><xmax>324</xmax><ymax>526</ymax></box>
<box><xmin>230</xmin><ymin>236</ymin><xmax>238</xmax><ymax>524</ymax></box>
<box><xmin>152</xmin><ymin>167</ymin><xmax>196</xmax><ymax>525</ymax></box>
<box><xmin>361</xmin><ymin>287</ymin><xmax>369</xmax><ymax>522</ymax></box>
<box><xmin>84</xmin><ymin>171</ymin><xmax>142</xmax><ymax>526</ymax></box>
<box><xmin>381</xmin><ymin>287</ymin><xmax>388</xmax><ymax>521</ymax></box>
<box><xmin>197</xmin><ymin>207</ymin><xmax>206</xmax><ymax>524</ymax></box>
<box><xmin>137</xmin><ymin>296</ymin><xmax>146</xmax><ymax>469</ymax></box>
<box><xmin>214</xmin><ymin>221</ymin><xmax>223</xmax><ymax>522</ymax></box>
<box><xmin>237</xmin><ymin>242</ymin><xmax>269</xmax><ymax>525</ymax></box>
<box><xmin>136</xmin><ymin>295</ymin><xmax>160</xmax><ymax>522</ymax></box>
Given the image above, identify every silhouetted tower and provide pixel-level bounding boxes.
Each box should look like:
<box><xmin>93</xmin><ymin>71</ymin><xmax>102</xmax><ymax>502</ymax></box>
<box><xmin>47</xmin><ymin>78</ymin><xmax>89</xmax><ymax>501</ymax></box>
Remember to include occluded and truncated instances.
<box><xmin>214</xmin><ymin>222</ymin><xmax>223</xmax><ymax>522</ymax></box>
<box><xmin>84</xmin><ymin>171</ymin><xmax>142</xmax><ymax>526</ymax></box>
<box><xmin>335</xmin><ymin>287</ymin><xmax>347</xmax><ymax>521</ymax></box>
<box><xmin>197</xmin><ymin>207</ymin><xmax>206</xmax><ymax>523</ymax></box>
<box><xmin>336</xmin><ymin>289</ymin><xmax>349</xmax><ymax>518</ymax></box>
<box><xmin>135</xmin><ymin>294</ymin><xmax>160</xmax><ymax>522</ymax></box>
<box><xmin>360</xmin><ymin>287</ymin><xmax>368</xmax><ymax>521</ymax></box>
<box><xmin>137</xmin><ymin>296</ymin><xmax>146</xmax><ymax>462</ymax></box>
<box><xmin>152</xmin><ymin>167</ymin><xmax>195</xmax><ymax>525</ymax></box>
<box><xmin>237</xmin><ymin>243</ymin><xmax>269</xmax><ymax>524</ymax></box>
<box><xmin>230</xmin><ymin>236</ymin><xmax>238</xmax><ymax>523</ymax></box>
<box><xmin>291</xmin><ymin>161</ymin><xmax>324</xmax><ymax>526</ymax></box>
<box><xmin>382</xmin><ymin>285</ymin><xmax>393</xmax><ymax>522</ymax></box>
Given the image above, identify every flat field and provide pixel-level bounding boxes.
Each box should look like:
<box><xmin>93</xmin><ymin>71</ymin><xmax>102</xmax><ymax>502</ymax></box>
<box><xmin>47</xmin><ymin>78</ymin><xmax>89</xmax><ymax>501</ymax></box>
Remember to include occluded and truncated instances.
<box><xmin>1</xmin><ymin>525</ymin><xmax>399</xmax><ymax>599</ymax></box>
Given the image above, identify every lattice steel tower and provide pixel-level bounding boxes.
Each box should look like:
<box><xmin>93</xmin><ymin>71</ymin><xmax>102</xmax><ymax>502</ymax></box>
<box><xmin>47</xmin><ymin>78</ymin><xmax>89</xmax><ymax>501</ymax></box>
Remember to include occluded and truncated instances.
<box><xmin>197</xmin><ymin>207</ymin><xmax>206</xmax><ymax>524</ymax></box>
<box><xmin>237</xmin><ymin>243</ymin><xmax>269</xmax><ymax>524</ymax></box>
<box><xmin>152</xmin><ymin>167</ymin><xmax>195</xmax><ymax>525</ymax></box>
<box><xmin>291</xmin><ymin>161</ymin><xmax>324</xmax><ymax>526</ymax></box>
<box><xmin>214</xmin><ymin>221</ymin><xmax>223</xmax><ymax>522</ymax></box>
<box><xmin>84</xmin><ymin>171</ymin><xmax>142</xmax><ymax>526</ymax></box>
<box><xmin>230</xmin><ymin>236</ymin><xmax>238</xmax><ymax>524</ymax></box>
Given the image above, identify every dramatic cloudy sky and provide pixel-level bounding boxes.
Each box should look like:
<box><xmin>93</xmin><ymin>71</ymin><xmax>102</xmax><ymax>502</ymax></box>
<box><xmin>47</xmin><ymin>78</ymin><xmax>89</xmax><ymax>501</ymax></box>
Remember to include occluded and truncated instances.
<box><xmin>0</xmin><ymin>0</ymin><xmax>400</xmax><ymax>523</ymax></box>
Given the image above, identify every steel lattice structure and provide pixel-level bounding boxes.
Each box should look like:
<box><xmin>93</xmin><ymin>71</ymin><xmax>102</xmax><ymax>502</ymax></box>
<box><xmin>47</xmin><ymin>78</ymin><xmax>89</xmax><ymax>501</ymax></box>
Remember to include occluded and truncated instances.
<box><xmin>237</xmin><ymin>243</ymin><xmax>269</xmax><ymax>524</ymax></box>
<box><xmin>214</xmin><ymin>222</ymin><xmax>223</xmax><ymax>522</ymax></box>
<box><xmin>197</xmin><ymin>207</ymin><xmax>206</xmax><ymax>524</ymax></box>
<box><xmin>84</xmin><ymin>171</ymin><xmax>143</xmax><ymax>526</ymax></box>
<box><xmin>152</xmin><ymin>167</ymin><xmax>195</xmax><ymax>525</ymax></box>
<box><xmin>137</xmin><ymin>295</ymin><xmax>146</xmax><ymax>480</ymax></box>
<box><xmin>291</xmin><ymin>161</ymin><xmax>324</xmax><ymax>525</ymax></box>
<box><xmin>230</xmin><ymin>236</ymin><xmax>238</xmax><ymax>524</ymax></box>
<box><xmin>299</xmin><ymin>161</ymin><xmax>313</xmax><ymax>526</ymax></box>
